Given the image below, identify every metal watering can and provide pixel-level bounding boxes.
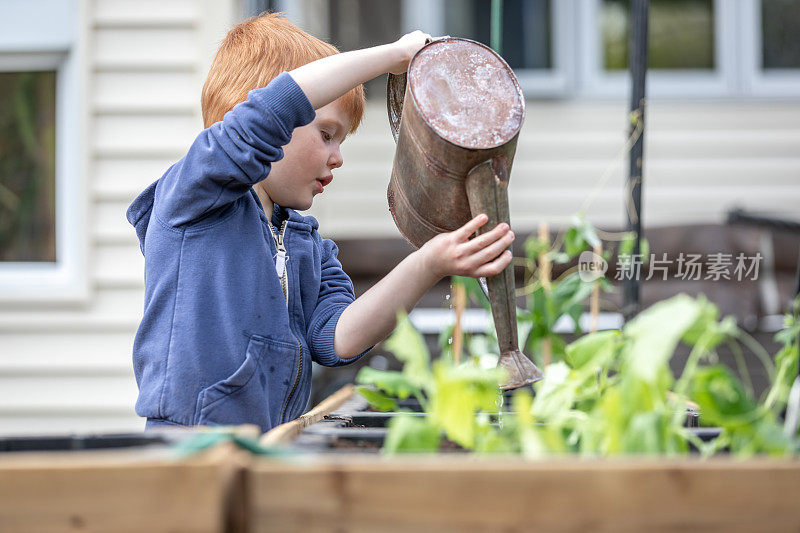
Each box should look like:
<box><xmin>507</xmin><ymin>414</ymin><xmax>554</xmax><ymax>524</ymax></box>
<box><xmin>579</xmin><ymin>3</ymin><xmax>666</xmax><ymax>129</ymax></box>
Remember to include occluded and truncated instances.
<box><xmin>387</xmin><ymin>38</ymin><xmax>543</xmax><ymax>390</ymax></box>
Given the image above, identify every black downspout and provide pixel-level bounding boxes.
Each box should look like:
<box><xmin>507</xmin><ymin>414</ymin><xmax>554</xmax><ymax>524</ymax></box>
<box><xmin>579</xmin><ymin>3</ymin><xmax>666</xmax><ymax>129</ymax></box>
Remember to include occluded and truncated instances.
<box><xmin>623</xmin><ymin>0</ymin><xmax>649</xmax><ymax>321</ymax></box>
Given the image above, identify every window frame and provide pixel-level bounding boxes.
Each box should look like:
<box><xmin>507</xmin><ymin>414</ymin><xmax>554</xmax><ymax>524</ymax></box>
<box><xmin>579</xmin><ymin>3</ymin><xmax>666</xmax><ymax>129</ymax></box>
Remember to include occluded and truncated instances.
<box><xmin>740</xmin><ymin>0</ymin><xmax>800</xmax><ymax>98</ymax></box>
<box><xmin>575</xmin><ymin>0</ymin><xmax>740</xmax><ymax>99</ymax></box>
<box><xmin>0</xmin><ymin>0</ymin><xmax>88</xmax><ymax>304</ymax></box>
<box><xmin>402</xmin><ymin>0</ymin><xmax>574</xmax><ymax>98</ymax></box>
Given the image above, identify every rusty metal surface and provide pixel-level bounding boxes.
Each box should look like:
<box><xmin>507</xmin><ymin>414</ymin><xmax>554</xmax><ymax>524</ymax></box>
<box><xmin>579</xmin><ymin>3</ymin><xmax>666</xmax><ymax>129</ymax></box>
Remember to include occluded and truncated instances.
<box><xmin>387</xmin><ymin>38</ymin><xmax>540</xmax><ymax>389</ymax></box>
<box><xmin>387</xmin><ymin>38</ymin><xmax>524</xmax><ymax>249</ymax></box>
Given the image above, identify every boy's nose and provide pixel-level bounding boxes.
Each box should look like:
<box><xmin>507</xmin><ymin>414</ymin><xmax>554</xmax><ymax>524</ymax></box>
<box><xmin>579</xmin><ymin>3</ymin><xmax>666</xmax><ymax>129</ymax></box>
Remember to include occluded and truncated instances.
<box><xmin>329</xmin><ymin>149</ymin><xmax>343</xmax><ymax>169</ymax></box>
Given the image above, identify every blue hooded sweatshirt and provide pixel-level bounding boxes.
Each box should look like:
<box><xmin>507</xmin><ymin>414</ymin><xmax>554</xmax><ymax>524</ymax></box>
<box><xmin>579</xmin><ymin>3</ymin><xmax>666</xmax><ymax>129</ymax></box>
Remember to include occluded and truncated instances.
<box><xmin>126</xmin><ymin>73</ymin><xmax>366</xmax><ymax>432</ymax></box>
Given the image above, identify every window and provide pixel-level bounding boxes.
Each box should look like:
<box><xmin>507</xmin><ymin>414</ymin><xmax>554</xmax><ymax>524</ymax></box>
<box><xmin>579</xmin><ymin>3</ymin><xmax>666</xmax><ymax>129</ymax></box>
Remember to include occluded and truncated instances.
<box><xmin>741</xmin><ymin>0</ymin><xmax>800</xmax><ymax>96</ymax></box>
<box><xmin>577</xmin><ymin>0</ymin><xmax>737</xmax><ymax>98</ymax></box>
<box><xmin>0</xmin><ymin>70</ymin><xmax>57</xmax><ymax>263</ymax></box>
<box><xmin>761</xmin><ymin>0</ymin><xmax>800</xmax><ymax>70</ymax></box>
<box><xmin>602</xmin><ymin>0</ymin><xmax>715</xmax><ymax>70</ymax></box>
<box><xmin>0</xmin><ymin>1</ymin><xmax>86</xmax><ymax>303</ymax></box>
<box><xmin>442</xmin><ymin>0</ymin><xmax>552</xmax><ymax>70</ymax></box>
<box><xmin>437</xmin><ymin>0</ymin><xmax>570</xmax><ymax>96</ymax></box>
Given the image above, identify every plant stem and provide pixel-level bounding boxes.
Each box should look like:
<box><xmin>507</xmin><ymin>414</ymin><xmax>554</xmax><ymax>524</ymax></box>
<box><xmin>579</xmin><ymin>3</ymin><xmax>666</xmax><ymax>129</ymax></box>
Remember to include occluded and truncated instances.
<box><xmin>727</xmin><ymin>339</ymin><xmax>754</xmax><ymax>397</ymax></box>
<box><xmin>735</xmin><ymin>328</ymin><xmax>776</xmax><ymax>382</ymax></box>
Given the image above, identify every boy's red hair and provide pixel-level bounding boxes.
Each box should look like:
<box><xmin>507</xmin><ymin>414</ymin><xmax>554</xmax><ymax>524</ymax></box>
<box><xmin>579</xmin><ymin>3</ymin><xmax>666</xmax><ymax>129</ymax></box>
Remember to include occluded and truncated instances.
<box><xmin>201</xmin><ymin>12</ymin><xmax>365</xmax><ymax>131</ymax></box>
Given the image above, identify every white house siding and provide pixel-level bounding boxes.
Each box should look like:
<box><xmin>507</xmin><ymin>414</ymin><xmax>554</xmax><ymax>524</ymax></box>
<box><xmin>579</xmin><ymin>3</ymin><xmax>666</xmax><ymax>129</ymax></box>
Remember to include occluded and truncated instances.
<box><xmin>2</xmin><ymin>1</ymin><xmax>800</xmax><ymax>435</ymax></box>
<box><xmin>0</xmin><ymin>0</ymin><xmax>237</xmax><ymax>435</ymax></box>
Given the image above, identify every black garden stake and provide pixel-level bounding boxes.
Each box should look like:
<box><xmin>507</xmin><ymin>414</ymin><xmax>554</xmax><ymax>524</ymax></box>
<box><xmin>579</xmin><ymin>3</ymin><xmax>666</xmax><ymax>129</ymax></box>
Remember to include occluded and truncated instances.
<box><xmin>622</xmin><ymin>0</ymin><xmax>649</xmax><ymax>321</ymax></box>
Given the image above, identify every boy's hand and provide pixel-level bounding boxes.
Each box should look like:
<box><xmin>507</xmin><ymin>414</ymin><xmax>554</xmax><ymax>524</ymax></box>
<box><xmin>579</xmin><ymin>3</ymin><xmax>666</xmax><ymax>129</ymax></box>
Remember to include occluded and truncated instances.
<box><xmin>389</xmin><ymin>30</ymin><xmax>433</xmax><ymax>74</ymax></box>
<box><xmin>419</xmin><ymin>214</ymin><xmax>514</xmax><ymax>280</ymax></box>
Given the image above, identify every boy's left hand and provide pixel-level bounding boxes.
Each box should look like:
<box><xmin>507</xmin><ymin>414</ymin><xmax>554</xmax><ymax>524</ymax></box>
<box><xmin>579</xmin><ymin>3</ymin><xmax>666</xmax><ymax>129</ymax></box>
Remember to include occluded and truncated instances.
<box><xmin>389</xmin><ymin>30</ymin><xmax>434</xmax><ymax>74</ymax></box>
<box><xmin>419</xmin><ymin>214</ymin><xmax>514</xmax><ymax>280</ymax></box>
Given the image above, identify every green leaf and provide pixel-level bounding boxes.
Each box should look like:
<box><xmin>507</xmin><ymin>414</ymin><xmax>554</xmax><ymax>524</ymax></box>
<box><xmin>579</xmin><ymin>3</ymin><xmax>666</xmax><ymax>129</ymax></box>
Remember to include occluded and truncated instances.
<box><xmin>524</xmin><ymin>236</ymin><xmax>549</xmax><ymax>259</ymax></box>
<box><xmin>452</xmin><ymin>276</ymin><xmax>491</xmax><ymax>309</ymax></box>
<box><xmin>619</xmin><ymin>233</ymin><xmax>649</xmax><ymax>260</ymax></box>
<box><xmin>775</xmin><ymin>312</ymin><xmax>799</xmax><ymax>346</ymax></box>
<box><xmin>689</xmin><ymin>366</ymin><xmax>758</xmax><ymax>427</ymax></box>
<box><xmin>383</xmin><ymin>415</ymin><xmax>441</xmax><ymax>454</ymax></box>
<box><xmin>531</xmin><ymin>362</ymin><xmax>578</xmax><ymax>422</ymax></box>
<box><xmin>385</xmin><ymin>313</ymin><xmax>431</xmax><ymax>384</ymax></box>
<box><xmin>429</xmin><ymin>361</ymin><xmax>504</xmax><ymax>448</ymax></box>
<box><xmin>681</xmin><ymin>297</ymin><xmax>734</xmax><ymax>350</ymax></box>
<box><xmin>355</xmin><ymin>386</ymin><xmax>398</xmax><ymax>412</ymax></box>
<box><xmin>355</xmin><ymin>367</ymin><xmax>420</xmax><ymax>399</ymax></box>
<box><xmin>764</xmin><ymin>343</ymin><xmax>799</xmax><ymax>412</ymax></box>
<box><xmin>622</xmin><ymin>295</ymin><xmax>704</xmax><ymax>383</ymax></box>
<box><xmin>624</xmin><ymin>411</ymin><xmax>666</xmax><ymax>453</ymax></box>
<box><xmin>593</xmin><ymin>386</ymin><xmax>626</xmax><ymax>454</ymax></box>
<box><xmin>564</xmin><ymin>215</ymin><xmax>602</xmax><ymax>258</ymax></box>
<box><xmin>750</xmin><ymin>418</ymin><xmax>793</xmax><ymax>456</ymax></box>
<box><xmin>513</xmin><ymin>391</ymin><xmax>551</xmax><ymax>458</ymax></box>
<box><xmin>548</xmin><ymin>251</ymin><xmax>571</xmax><ymax>264</ymax></box>
<box><xmin>565</xmin><ymin>330</ymin><xmax>619</xmax><ymax>370</ymax></box>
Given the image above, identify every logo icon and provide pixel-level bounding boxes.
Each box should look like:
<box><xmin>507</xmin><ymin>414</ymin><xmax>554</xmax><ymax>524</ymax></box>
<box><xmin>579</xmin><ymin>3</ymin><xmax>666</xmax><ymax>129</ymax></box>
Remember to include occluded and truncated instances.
<box><xmin>578</xmin><ymin>251</ymin><xmax>608</xmax><ymax>282</ymax></box>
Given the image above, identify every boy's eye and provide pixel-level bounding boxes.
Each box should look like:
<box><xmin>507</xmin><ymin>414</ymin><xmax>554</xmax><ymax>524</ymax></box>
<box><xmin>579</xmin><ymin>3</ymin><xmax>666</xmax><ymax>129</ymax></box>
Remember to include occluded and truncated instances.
<box><xmin>321</xmin><ymin>131</ymin><xmax>333</xmax><ymax>142</ymax></box>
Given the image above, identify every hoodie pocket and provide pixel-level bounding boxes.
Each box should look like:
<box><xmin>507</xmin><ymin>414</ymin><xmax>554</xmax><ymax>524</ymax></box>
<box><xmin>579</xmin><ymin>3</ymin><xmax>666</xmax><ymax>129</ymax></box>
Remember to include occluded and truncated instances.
<box><xmin>195</xmin><ymin>334</ymin><xmax>296</xmax><ymax>430</ymax></box>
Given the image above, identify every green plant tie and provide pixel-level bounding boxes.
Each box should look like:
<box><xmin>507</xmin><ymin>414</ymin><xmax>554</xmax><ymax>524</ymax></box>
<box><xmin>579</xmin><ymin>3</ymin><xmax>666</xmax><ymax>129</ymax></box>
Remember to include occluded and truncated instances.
<box><xmin>170</xmin><ymin>431</ymin><xmax>288</xmax><ymax>460</ymax></box>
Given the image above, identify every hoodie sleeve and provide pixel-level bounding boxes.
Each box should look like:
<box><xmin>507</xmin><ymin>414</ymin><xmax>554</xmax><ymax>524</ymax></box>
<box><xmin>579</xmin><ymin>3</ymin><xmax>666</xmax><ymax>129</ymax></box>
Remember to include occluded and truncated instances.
<box><xmin>153</xmin><ymin>72</ymin><xmax>315</xmax><ymax>227</ymax></box>
<box><xmin>306</xmin><ymin>238</ymin><xmax>371</xmax><ymax>367</ymax></box>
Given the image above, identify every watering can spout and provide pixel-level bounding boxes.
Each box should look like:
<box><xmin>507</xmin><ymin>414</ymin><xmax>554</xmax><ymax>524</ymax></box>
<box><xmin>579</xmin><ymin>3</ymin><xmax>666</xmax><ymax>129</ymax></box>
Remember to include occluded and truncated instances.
<box><xmin>499</xmin><ymin>349</ymin><xmax>544</xmax><ymax>390</ymax></box>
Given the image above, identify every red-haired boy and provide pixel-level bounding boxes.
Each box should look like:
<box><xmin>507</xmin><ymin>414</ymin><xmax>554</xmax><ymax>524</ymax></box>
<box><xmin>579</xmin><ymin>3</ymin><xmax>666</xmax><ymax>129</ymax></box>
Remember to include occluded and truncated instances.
<box><xmin>127</xmin><ymin>13</ymin><xmax>513</xmax><ymax>431</ymax></box>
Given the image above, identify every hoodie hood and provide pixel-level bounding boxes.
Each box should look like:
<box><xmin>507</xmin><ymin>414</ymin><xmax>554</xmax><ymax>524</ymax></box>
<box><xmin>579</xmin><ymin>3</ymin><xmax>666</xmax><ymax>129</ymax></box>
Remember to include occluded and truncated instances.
<box><xmin>127</xmin><ymin>179</ymin><xmax>158</xmax><ymax>253</ymax></box>
<box><xmin>127</xmin><ymin>179</ymin><xmax>321</xmax><ymax>255</ymax></box>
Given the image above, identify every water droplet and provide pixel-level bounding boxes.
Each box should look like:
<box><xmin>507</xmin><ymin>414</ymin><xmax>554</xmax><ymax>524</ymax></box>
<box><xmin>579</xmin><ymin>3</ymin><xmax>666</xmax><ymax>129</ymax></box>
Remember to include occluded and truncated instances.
<box><xmin>495</xmin><ymin>394</ymin><xmax>505</xmax><ymax>410</ymax></box>
<box><xmin>447</xmin><ymin>337</ymin><xmax>454</xmax><ymax>345</ymax></box>
<box><xmin>445</xmin><ymin>294</ymin><xmax>451</xmax><ymax>300</ymax></box>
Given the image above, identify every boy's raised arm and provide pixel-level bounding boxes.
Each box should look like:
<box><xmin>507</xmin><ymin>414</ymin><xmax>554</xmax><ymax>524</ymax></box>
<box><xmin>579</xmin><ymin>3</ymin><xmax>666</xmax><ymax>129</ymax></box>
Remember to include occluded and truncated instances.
<box><xmin>289</xmin><ymin>31</ymin><xmax>431</xmax><ymax>110</ymax></box>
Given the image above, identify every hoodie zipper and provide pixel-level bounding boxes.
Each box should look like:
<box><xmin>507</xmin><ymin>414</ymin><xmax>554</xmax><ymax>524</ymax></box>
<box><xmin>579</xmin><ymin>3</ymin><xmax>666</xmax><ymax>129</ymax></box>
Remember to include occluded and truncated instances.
<box><xmin>269</xmin><ymin>220</ymin><xmax>289</xmax><ymax>305</ymax></box>
<box><xmin>280</xmin><ymin>340</ymin><xmax>303</xmax><ymax>423</ymax></box>
<box><xmin>269</xmin><ymin>219</ymin><xmax>303</xmax><ymax>423</ymax></box>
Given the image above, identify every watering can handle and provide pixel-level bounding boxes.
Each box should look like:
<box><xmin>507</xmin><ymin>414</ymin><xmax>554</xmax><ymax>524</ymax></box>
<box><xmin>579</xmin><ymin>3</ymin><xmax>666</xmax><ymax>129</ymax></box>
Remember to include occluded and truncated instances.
<box><xmin>386</xmin><ymin>36</ymin><xmax>450</xmax><ymax>143</ymax></box>
<box><xmin>386</xmin><ymin>72</ymin><xmax>406</xmax><ymax>143</ymax></box>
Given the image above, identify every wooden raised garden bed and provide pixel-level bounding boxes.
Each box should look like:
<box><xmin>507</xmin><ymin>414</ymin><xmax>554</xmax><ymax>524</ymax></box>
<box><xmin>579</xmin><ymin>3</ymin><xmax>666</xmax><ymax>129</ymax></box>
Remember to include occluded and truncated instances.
<box><xmin>0</xmin><ymin>433</ymin><xmax>247</xmax><ymax>533</ymax></box>
<box><xmin>249</xmin><ymin>386</ymin><xmax>800</xmax><ymax>532</ymax></box>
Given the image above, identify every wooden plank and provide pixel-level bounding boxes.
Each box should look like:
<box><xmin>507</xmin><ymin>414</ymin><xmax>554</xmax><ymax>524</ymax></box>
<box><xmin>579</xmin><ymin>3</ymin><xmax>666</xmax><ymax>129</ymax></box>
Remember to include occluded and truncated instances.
<box><xmin>0</xmin><ymin>444</ymin><xmax>246</xmax><ymax>533</ymax></box>
<box><xmin>261</xmin><ymin>385</ymin><xmax>355</xmax><ymax>446</ymax></box>
<box><xmin>249</xmin><ymin>457</ymin><xmax>800</xmax><ymax>533</ymax></box>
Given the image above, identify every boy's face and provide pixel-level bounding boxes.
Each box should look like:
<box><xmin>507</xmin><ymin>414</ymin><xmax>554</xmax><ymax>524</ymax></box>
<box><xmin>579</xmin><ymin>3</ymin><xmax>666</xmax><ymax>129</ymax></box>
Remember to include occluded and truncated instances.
<box><xmin>259</xmin><ymin>100</ymin><xmax>350</xmax><ymax>211</ymax></box>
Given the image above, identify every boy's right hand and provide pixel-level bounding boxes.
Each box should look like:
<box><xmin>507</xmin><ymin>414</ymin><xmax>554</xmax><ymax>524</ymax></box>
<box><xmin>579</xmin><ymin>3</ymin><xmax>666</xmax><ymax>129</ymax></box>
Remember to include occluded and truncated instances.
<box><xmin>389</xmin><ymin>30</ymin><xmax>434</xmax><ymax>74</ymax></box>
